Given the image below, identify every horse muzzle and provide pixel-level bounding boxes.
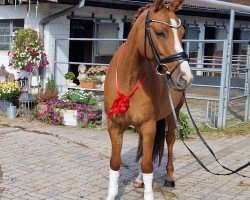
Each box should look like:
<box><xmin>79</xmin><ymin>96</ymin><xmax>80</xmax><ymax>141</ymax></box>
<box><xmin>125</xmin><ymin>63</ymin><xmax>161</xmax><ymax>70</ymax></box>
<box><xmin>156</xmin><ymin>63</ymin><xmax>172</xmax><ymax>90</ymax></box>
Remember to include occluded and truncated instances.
<box><xmin>176</xmin><ymin>73</ymin><xmax>193</xmax><ymax>90</ymax></box>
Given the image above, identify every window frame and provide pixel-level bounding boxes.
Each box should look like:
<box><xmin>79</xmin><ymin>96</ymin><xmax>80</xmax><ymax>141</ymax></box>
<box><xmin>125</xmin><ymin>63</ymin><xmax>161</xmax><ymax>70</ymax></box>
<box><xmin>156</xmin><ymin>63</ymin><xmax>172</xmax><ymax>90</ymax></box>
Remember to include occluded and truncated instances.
<box><xmin>0</xmin><ymin>19</ymin><xmax>24</xmax><ymax>51</ymax></box>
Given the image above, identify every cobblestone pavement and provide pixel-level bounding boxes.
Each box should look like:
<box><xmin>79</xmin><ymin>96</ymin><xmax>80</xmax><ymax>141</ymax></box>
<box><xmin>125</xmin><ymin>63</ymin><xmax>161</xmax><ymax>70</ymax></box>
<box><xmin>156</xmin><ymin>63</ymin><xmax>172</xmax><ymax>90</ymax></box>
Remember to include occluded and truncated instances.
<box><xmin>0</xmin><ymin>119</ymin><xmax>249</xmax><ymax>200</ymax></box>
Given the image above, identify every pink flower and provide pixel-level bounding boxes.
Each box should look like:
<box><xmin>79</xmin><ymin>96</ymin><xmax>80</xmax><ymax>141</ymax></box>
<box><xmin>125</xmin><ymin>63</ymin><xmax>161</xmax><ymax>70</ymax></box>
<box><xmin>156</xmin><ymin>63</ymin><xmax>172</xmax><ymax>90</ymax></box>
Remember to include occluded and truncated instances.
<box><xmin>29</xmin><ymin>50</ymin><xmax>37</xmax><ymax>56</ymax></box>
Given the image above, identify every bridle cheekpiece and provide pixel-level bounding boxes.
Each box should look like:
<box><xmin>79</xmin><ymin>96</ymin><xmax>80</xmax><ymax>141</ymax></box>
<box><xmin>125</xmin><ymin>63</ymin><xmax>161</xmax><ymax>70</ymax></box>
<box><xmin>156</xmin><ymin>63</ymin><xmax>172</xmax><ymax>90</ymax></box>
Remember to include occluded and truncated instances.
<box><xmin>145</xmin><ymin>10</ymin><xmax>189</xmax><ymax>81</ymax></box>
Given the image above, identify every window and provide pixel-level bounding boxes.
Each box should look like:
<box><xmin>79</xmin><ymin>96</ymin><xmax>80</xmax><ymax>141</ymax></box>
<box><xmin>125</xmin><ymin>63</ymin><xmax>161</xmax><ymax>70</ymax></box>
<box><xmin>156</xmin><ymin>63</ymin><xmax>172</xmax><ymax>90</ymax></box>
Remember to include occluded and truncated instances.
<box><xmin>94</xmin><ymin>22</ymin><xmax>119</xmax><ymax>64</ymax></box>
<box><xmin>215</xmin><ymin>28</ymin><xmax>228</xmax><ymax>52</ymax></box>
<box><xmin>240</xmin><ymin>29</ymin><xmax>250</xmax><ymax>53</ymax></box>
<box><xmin>184</xmin><ymin>27</ymin><xmax>200</xmax><ymax>52</ymax></box>
<box><xmin>0</xmin><ymin>19</ymin><xmax>24</xmax><ymax>51</ymax></box>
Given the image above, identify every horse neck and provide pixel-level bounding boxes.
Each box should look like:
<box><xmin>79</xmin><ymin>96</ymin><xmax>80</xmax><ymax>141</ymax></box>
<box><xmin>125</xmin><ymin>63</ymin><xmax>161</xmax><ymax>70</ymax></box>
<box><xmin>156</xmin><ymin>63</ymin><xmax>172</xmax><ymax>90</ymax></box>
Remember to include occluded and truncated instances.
<box><xmin>118</xmin><ymin>39</ymin><xmax>147</xmax><ymax>91</ymax></box>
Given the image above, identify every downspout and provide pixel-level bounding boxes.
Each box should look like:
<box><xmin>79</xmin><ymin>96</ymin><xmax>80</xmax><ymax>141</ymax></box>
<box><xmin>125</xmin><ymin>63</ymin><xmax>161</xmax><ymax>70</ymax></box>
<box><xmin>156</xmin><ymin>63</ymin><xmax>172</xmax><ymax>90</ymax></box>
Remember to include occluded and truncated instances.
<box><xmin>39</xmin><ymin>0</ymin><xmax>86</xmax><ymax>40</ymax></box>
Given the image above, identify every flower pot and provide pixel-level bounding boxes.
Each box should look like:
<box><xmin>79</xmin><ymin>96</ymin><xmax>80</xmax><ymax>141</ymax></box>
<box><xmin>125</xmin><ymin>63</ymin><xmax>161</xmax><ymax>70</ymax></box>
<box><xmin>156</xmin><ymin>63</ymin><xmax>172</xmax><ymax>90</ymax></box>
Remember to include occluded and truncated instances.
<box><xmin>61</xmin><ymin>109</ymin><xmax>77</xmax><ymax>126</ymax></box>
<box><xmin>36</xmin><ymin>104</ymin><xmax>47</xmax><ymax>114</ymax></box>
<box><xmin>100</xmin><ymin>75</ymin><xmax>106</xmax><ymax>83</ymax></box>
<box><xmin>80</xmin><ymin>81</ymin><xmax>97</xmax><ymax>89</ymax></box>
<box><xmin>19</xmin><ymin>70</ymin><xmax>31</xmax><ymax>79</ymax></box>
<box><xmin>66</xmin><ymin>79</ymin><xmax>73</xmax><ymax>85</ymax></box>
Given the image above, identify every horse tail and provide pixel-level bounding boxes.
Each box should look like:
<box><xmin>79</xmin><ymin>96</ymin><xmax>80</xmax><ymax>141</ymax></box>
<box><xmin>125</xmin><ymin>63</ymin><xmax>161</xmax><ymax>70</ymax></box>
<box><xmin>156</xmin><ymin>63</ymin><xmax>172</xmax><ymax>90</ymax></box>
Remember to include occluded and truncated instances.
<box><xmin>136</xmin><ymin>118</ymin><xmax>166</xmax><ymax>166</ymax></box>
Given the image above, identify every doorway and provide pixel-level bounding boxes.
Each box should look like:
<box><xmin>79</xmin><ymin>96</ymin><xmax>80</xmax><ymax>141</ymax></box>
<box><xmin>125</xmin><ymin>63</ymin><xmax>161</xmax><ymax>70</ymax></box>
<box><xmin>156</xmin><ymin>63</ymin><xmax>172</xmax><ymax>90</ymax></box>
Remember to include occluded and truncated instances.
<box><xmin>204</xmin><ymin>27</ymin><xmax>216</xmax><ymax>57</ymax></box>
<box><xmin>69</xmin><ymin>19</ymin><xmax>94</xmax><ymax>79</ymax></box>
<box><xmin>233</xmin><ymin>28</ymin><xmax>241</xmax><ymax>55</ymax></box>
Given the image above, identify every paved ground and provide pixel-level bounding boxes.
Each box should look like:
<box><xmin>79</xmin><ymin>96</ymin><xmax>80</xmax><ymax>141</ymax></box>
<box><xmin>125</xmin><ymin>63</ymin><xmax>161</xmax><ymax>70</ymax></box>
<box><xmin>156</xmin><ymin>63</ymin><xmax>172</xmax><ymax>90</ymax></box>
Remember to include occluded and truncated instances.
<box><xmin>0</xmin><ymin>119</ymin><xmax>249</xmax><ymax>200</ymax></box>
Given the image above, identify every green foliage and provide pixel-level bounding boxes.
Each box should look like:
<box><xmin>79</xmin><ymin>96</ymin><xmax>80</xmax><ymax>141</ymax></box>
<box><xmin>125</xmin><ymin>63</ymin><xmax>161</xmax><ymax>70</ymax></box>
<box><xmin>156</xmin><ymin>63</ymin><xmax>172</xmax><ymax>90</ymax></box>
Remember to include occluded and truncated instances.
<box><xmin>179</xmin><ymin>112</ymin><xmax>191</xmax><ymax>140</ymax></box>
<box><xmin>45</xmin><ymin>77</ymin><xmax>58</xmax><ymax>93</ymax></box>
<box><xmin>13</xmin><ymin>28</ymin><xmax>39</xmax><ymax>50</ymax></box>
<box><xmin>64</xmin><ymin>72</ymin><xmax>75</xmax><ymax>80</ymax></box>
<box><xmin>59</xmin><ymin>90</ymin><xmax>100</xmax><ymax>106</ymax></box>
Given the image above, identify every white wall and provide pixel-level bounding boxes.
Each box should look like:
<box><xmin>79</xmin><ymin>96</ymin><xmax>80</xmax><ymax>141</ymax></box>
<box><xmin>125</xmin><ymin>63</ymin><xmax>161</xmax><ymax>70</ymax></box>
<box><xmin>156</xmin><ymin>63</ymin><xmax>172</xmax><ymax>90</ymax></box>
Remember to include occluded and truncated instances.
<box><xmin>1</xmin><ymin>4</ymin><xmax>250</xmax><ymax>90</ymax></box>
<box><xmin>0</xmin><ymin>3</ymin><xmax>71</xmax><ymax>91</ymax></box>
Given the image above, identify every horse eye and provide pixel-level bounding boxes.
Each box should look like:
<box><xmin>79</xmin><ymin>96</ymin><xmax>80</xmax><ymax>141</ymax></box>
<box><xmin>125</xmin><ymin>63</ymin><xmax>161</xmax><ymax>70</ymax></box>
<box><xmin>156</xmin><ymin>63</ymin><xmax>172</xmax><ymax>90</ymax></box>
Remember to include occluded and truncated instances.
<box><xmin>155</xmin><ymin>30</ymin><xmax>166</xmax><ymax>37</ymax></box>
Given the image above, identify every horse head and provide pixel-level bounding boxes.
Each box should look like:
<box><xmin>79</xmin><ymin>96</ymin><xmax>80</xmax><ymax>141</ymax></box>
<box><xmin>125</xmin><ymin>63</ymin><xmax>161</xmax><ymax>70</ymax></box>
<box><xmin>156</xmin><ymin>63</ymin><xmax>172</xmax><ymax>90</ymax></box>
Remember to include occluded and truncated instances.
<box><xmin>136</xmin><ymin>0</ymin><xmax>193</xmax><ymax>91</ymax></box>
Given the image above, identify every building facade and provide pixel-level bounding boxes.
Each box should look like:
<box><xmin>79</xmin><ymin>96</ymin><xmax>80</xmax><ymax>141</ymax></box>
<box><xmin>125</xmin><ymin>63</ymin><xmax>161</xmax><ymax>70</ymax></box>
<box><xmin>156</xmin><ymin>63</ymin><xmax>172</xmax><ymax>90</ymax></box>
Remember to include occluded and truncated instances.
<box><xmin>0</xmin><ymin>0</ymin><xmax>249</xmax><ymax>90</ymax></box>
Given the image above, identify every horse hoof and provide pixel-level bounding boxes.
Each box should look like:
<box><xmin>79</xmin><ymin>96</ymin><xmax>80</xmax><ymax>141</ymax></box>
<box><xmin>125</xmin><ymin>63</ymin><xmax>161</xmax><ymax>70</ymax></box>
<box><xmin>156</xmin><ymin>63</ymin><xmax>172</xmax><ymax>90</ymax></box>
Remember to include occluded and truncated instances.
<box><xmin>144</xmin><ymin>191</ymin><xmax>154</xmax><ymax>200</ymax></box>
<box><xmin>164</xmin><ymin>179</ymin><xmax>175</xmax><ymax>188</ymax></box>
<box><xmin>133</xmin><ymin>179</ymin><xmax>144</xmax><ymax>188</ymax></box>
<box><xmin>106</xmin><ymin>195</ymin><xmax>115</xmax><ymax>200</ymax></box>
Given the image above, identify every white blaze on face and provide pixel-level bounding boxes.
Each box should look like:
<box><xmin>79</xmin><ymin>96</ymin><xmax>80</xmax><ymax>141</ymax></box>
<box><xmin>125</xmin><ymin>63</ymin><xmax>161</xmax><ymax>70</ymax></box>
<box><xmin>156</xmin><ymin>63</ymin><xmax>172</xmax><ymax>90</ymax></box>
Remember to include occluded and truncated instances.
<box><xmin>170</xmin><ymin>18</ymin><xmax>193</xmax><ymax>83</ymax></box>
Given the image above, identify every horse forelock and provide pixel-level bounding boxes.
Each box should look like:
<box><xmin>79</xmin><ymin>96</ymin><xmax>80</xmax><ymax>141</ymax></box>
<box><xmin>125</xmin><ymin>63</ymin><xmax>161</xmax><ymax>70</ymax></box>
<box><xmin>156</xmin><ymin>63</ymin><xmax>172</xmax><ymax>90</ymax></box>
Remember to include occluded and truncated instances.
<box><xmin>131</xmin><ymin>4</ymin><xmax>152</xmax><ymax>27</ymax></box>
<box><xmin>131</xmin><ymin>3</ymin><xmax>171</xmax><ymax>27</ymax></box>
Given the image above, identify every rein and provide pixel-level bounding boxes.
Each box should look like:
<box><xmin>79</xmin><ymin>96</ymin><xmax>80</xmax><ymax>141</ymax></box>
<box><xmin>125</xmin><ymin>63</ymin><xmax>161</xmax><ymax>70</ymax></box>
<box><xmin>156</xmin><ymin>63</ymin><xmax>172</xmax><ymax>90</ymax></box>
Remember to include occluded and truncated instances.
<box><xmin>145</xmin><ymin>9</ymin><xmax>250</xmax><ymax>177</ymax></box>
<box><xmin>164</xmin><ymin>77</ymin><xmax>250</xmax><ymax>177</ymax></box>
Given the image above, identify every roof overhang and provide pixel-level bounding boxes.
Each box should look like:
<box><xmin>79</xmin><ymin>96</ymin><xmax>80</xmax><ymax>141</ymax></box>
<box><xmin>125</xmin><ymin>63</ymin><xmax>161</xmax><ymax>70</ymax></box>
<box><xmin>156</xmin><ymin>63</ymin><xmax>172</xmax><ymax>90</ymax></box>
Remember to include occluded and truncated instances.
<box><xmin>83</xmin><ymin>0</ymin><xmax>250</xmax><ymax>20</ymax></box>
<box><xmin>85</xmin><ymin>0</ymin><xmax>250</xmax><ymax>13</ymax></box>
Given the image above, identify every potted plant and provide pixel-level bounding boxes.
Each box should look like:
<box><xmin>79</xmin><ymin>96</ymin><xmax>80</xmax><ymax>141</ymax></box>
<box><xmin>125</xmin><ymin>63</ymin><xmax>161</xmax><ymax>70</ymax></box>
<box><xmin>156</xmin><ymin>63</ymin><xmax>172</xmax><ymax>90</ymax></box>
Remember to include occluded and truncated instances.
<box><xmin>59</xmin><ymin>90</ymin><xmax>101</xmax><ymax>127</ymax></box>
<box><xmin>79</xmin><ymin>76</ymin><xmax>98</xmax><ymax>89</ymax></box>
<box><xmin>37</xmin><ymin>90</ymin><xmax>102</xmax><ymax>127</ymax></box>
<box><xmin>64</xmin><ymin>72</ymin><xmax>75</xmax><ymax>85</ymax></box>
<box><xmin>0</xmin><ymin>82</ymin><xmax>20</xmax><ymax>111</ymax></box>
<box><xmin>8</xmin><ymin>28</ymin><xmax>49</xmax><ymax>74</ymax></box>
<box><xmin>86</xmin><ymin>65</ymin><xmax>107</xmax><ymax>81</ymax></box>
<box><xmin>35</xmin><ymin>77</ymin><xmax>58</xmax><ymax>114</ymax></box>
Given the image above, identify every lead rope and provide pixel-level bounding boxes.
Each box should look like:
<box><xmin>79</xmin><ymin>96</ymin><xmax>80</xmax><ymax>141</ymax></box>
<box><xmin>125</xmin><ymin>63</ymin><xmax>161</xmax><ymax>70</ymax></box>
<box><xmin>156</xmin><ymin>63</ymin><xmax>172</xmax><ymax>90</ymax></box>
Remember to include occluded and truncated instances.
<box><xmin>164</xmin><ymin>76</ymin><xmax>250</xmax><ymax>178</ymax></box>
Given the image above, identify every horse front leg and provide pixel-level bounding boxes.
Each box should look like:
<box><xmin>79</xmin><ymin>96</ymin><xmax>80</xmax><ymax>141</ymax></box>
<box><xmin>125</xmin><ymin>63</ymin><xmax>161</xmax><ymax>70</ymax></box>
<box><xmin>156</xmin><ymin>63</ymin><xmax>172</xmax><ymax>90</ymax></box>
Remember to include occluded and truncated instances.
<box><xmin>140</xmin><ymin>121</ymin><xmax>156</xmax><ymax>200</ymax></box>
<box><xmin>106</xmin><ymin>122</ymin><xmax>124</xmax><ymax>200</ymax></box>
<box><xmin>165</xmin><ymin>114</ymin><xmax>176</xmax><ymax>188</ymax></box>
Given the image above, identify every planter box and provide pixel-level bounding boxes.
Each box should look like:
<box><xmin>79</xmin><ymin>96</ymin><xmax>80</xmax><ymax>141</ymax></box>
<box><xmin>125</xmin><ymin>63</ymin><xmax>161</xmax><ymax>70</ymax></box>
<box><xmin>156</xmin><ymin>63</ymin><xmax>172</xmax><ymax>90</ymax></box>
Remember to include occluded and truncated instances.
<box><xmin>61</xmin><ymin>109</ymin><xmax>77</xmax><ymax>126</ymax></box>
<box><xmin>80</xmin><ymin>81</ymin><xmax>97</xmax><ymax>89</ymax></box>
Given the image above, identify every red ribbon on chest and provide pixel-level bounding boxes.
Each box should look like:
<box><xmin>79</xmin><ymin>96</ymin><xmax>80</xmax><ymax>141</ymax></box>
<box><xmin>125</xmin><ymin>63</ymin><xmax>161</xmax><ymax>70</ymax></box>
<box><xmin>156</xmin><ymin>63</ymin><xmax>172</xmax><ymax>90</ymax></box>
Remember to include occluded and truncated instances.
<box><xmin>107</xmin><ymin>44</ymin><xmax>146</xmax><ymax>119</ymax></box>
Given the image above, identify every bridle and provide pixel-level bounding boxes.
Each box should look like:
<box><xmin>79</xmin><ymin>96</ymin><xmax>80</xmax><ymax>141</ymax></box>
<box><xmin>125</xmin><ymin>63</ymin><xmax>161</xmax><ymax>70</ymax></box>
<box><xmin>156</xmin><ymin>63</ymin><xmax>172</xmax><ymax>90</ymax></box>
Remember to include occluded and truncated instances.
<box><xmin>145</xmin><ymin>10</ymin><xmax>189</xmax><ymax>90</ymax></box>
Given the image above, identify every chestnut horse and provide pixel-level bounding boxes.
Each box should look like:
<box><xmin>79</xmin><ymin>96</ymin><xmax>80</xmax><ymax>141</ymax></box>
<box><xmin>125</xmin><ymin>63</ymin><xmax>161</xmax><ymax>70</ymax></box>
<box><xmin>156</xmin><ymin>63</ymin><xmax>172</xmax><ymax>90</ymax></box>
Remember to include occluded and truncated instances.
<box><xmin>104</xmin><ymin>0</ymin><xmax>193</xmax><ymax>199</ymax></box>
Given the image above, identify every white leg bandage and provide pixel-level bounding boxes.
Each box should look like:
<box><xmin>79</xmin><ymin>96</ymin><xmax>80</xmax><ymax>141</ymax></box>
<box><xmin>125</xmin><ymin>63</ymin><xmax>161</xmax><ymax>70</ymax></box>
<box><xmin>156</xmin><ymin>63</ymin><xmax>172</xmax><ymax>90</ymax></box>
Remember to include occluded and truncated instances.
<box><xmin>106</xmin><ymin>169</ymin><xmax>119</xmax><ymax>200</ymax></box>
<box><xmin>143</xmin><ymin>173</ymin><xmax>154</xmax><ymax>200</ymax></box>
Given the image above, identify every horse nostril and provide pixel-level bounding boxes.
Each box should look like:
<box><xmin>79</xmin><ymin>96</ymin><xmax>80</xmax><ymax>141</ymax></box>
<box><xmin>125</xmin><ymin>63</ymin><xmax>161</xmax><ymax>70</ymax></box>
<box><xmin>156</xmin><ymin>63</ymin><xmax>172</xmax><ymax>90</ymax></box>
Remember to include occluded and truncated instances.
<box><xmin>177</xmin><ymin>74</ymin><xmax>187</xmax><ymax>86</ymax></box>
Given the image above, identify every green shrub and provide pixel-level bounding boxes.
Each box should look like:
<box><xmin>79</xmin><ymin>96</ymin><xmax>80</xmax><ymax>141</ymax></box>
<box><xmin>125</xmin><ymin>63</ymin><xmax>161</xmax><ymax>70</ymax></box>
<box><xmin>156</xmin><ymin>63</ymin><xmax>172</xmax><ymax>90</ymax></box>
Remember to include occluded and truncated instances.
<box><xmin>46</xmin><ymin>77</ymin><xmax>58</xmax><ymax>93</ymax></box>
<box><xmin>179</xmin><ymin>112</ymin><xmax>191</xmax><ymax>140</ymax></box>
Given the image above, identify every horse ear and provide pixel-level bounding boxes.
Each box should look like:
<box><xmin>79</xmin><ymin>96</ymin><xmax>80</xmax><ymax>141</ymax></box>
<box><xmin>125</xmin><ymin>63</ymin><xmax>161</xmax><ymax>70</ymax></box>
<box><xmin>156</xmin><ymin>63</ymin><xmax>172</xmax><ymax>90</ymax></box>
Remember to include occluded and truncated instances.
<box><xmin>154</xmin><ymin>0</ymin><xmax>166</xmax><ymax>12</ymax></box>
<box><xmin>169</xmin><ymin>0</ymin><xmax>185</xmax><ymax>11</ymax></box>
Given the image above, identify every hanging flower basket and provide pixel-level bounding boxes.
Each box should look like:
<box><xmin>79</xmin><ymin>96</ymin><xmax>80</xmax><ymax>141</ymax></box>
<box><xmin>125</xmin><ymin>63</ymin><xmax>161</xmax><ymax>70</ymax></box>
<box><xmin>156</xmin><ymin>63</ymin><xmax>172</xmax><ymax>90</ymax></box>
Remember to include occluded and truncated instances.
<box><xmin>8</xmin><ymin>28</ymin><xmax>49</xmax><ymax>73</ymax></box>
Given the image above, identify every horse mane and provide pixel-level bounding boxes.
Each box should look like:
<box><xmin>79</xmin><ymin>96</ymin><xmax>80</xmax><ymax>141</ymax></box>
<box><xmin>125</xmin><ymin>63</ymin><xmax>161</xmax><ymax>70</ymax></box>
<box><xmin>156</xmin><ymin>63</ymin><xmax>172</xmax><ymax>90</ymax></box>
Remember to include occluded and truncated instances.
<box><xmin>131</xmin><ymin>3</ymin><xmax>152</xmax><ymax>27</ymax></box>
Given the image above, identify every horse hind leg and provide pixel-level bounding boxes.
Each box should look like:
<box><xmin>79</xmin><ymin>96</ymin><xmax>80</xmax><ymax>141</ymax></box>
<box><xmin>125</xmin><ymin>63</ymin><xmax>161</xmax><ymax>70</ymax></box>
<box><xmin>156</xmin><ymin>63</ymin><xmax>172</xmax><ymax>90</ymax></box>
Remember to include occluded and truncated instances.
<box><xmin>164</xmin><ymin>114</ymin><xmax>177</xmax><ymax>188</ymax></box>
<box><xmin>106</xmin><ymin>122</ymin><xmax>125</xmax><ymax>200</ymax></box>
